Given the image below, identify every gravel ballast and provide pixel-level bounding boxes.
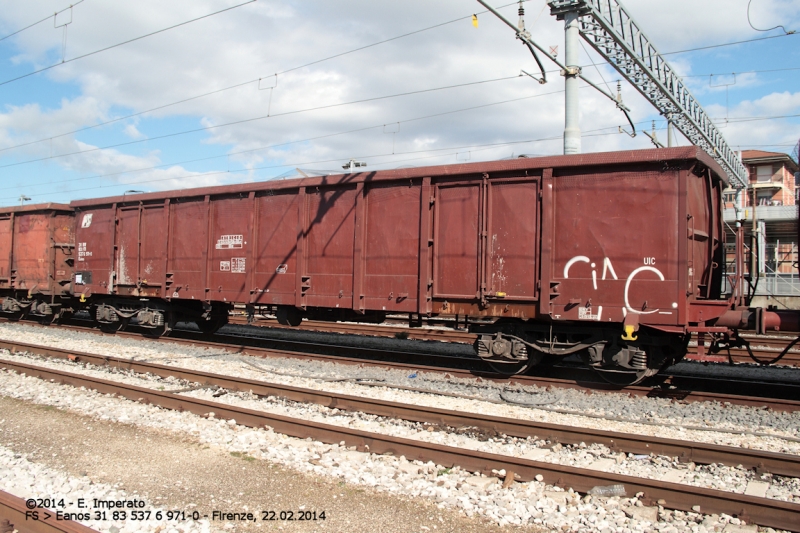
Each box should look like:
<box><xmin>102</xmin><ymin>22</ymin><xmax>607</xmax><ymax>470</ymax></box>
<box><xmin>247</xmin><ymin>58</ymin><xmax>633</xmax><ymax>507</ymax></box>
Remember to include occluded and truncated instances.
<box><xmin>0</xmin><ymin>322</ymin><xmax>797</xmax><ymax>532</ymax></box>
<box><xmin>0</xmin><ymin>396</ymin><xmax>523</xmax><ymax>533</ymax></box>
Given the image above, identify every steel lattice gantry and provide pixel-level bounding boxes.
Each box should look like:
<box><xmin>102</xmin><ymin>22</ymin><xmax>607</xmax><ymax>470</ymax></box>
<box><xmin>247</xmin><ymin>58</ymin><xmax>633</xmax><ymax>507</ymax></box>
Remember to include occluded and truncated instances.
<box><xmin>548</xmin><ymin>0</ymin><xmax>748</xmax><ymax>188</ymax></box>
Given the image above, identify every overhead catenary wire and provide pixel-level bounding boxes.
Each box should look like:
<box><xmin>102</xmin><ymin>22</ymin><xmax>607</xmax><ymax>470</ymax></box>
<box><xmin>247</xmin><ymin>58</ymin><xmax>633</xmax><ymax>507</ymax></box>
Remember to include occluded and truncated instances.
<box><xmin>662</xmin><ymin>32</ymin><xmax>798</xmax><ymax>56</ymax></box>
<box><xmin>273</xmin><ymin>1</ymin><xmax>531</xmax><ymax>77</ymax></box>
<box><xmin>2</xmin><ymin>2</ymin><xmax>798</xmax><ymax>200</ymax></box>
<box><xmin>0</xmin><ymin>0</ymin><xmax>86</xmax><ymax>41</ymax></box>
<box><xmin>0</xmin><ymin>0</ymin><xmax>86</xmax><ymax>43</ymax></box>
<box><xmin>0</xmin><ymin>86</ymin><xmax>569</xmax><ymax>194</ymax></box>
<box><xmin>0</xmin><ymin>74</ymin><xmax>525</xmax><ymax>171</ymax></box>
<box><xmin>0</xmin><ymin>126</ymin><xmax>623</xmax><ymax>203</ymax></box>
<box><xmin>0</xmin><ymin>14</ymin><xmax>55</xmax><ymax>43</ymax></box>
<box><xmin>0</xmin><ymin>1</ymin><xmax>529</xmax><ymax>156</ymax></box>
<box><xmin>680</xmin><ymin>66</ymin><xmax>800</xmax><ymax>78</ymax></box>
<box><xmin>3</xmin><ymin>0</ymin><xmax>790</xmax><ymax>156</ymax></box>
<box><xmin>0</xmin><ymin>123</ymin><xmax>732</xmax><ymax>203</ymax></box>
<box><xmin>0</xmin><ymin>59</ymin><xmax>800</xmax><ymax>172</ymax></box>
<box><xmin>2</xmin><ymin>87</ymin><xmax>797</xmax><ymax>198</ymax></box>
<box><xmin>1</xmin><ymin>15</ymin><xmax>796</xmax><ymax>158</ymax></box>
<box><xmin>0</xmin><ymin>0</ymin><xmax>257</xmax><ymax>88</ymax></box>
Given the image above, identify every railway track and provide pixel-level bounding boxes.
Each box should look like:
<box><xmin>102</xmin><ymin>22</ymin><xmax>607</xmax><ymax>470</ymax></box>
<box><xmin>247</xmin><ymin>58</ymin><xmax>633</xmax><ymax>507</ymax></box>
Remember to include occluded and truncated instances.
<box><xmin>230</xmin><ymin>314</ymin><xmax>800</xmax><ymax>367</ymax></box>
<box><xmin>688</xmin><ymin>333</ymin><xmax>800</xmax><ymax>366</ymax></box>
<box><xmin>0</xmin><ymin>490</ymin><xmax>99</xmax><ymax>533</ymax></box>
<box><xmin>6</xmin><ymin>312</ymin><xmax>800</xmax><ymax>376</ymax></box>
<box><xmin>2</xmin><ymin>338</ymin><xmax>799</xmax><ymax>477</ymax></box>
<box><xmin>1</xmin><ymin>351</ymin><xmax>798</xmax><ymax>531</ymax></box>
<box><xmin>228</xmin><ymin>314</ymin><xmax>478</xmax><ymax>344</ymax></box>
<box><xmin>5</xmin><ymin>320</ymin><xmax>800</xmax><ymax>411</ymax></box>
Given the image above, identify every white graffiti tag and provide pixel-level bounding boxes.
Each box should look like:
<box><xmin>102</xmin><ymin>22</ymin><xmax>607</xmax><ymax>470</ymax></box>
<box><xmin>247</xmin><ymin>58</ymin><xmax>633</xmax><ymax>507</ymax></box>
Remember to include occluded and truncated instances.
<box><xmin>563</xmin><ymin>256</ymin><xmax>619</xmax><ymax>289</ymax></box>
<box><xmin>623</xmin><ymin>266</ymin><xmax>664</xmax><ymax>315</ymax></box>
<box><xmin>563</xmin><ymin>256</ymin><xmax>665</xmax><ymax>315</ymax></box>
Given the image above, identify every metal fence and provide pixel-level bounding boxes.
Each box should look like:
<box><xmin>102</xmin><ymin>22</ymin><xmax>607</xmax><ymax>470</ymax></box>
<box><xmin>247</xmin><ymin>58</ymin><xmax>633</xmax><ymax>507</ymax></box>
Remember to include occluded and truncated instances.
<box><xmin>723</xmin><ymin>205</ymin><xmax>799</xmax><ymax>222</ymax></box>
<box><xmin>723</xmin><ymin>242</ymin><xmax>800</xmax><ymax>296</ymax></box>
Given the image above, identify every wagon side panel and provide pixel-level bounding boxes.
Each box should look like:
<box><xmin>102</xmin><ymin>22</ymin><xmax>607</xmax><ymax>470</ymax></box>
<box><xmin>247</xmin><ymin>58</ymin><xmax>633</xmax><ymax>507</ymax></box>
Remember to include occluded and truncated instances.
<box><xmin>252</xmin><ymin>191</ymin><xmax>300</xmax><ymax>305</ymax></box>
<box><xmin>433</xmin><ymin>183</ymin><xmax>481</xmax><ymax>300</ymax></box>
<box><xmin>208</xmin><ymin>196</ymin><xmax>254</xmax><ymax>303</ymax></box>
<box><xmin>12</xmin><ymin>212</ymin><xmax>54</xmax><ymax>293</ymax></box>
<box><xmin>362</xmin><ymin>182</ymin><xmax>421</xmax><ymax>313</ymax></box>
<box><xmin>685</xmin><ymin>169</ymin><xmax>721</xmax><ymax>299</ymax></box>
<box><xmin>547</xmin><ymin>167</ymin><xmax>681</xmax><ymax>325</ymax></box>
<box><xmin>304</xmin><ymin>186</ymin><xmax>357</xmax><ymax>309</ymax></box>
<box><xmin>169</xmin><ymin>199</ymin><xmax>209</xmax><ymax>301</ymax></box>
<box><xmin>52</xmin><ymin>213</ymin><xmax>75</xmax><ymax>295</ymax></box>
<box><xmin>115</xmin><ymin>206</ymin><xmax>140</xmax><ymax>292</ymax></box>
<box><xmin>0</xmin><ymin>214</ymin><xmax>12</xmax><ymax>288</ymax></box>
<box><xmin>74</xmin><ymin>207</ymin><xmax>115</xmax><ymax>296</ymax></box>
<box><xmin>138</xmin><ymin>204</ymin><xmax>168</xmax><ymax>297</ymax></box>
<box><xmin>486</xmin><ymin>178</ymin><xmax>539</xmax><ymax>300</ymax></box>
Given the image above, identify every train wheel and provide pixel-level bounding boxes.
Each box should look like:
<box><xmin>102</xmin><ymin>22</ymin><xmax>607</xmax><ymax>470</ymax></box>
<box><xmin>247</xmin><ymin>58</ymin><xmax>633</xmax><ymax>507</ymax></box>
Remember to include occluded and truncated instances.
<box><xmin>195</xmin><ymin>318</ymin><xmax>227</xmax><ymax>335</ymax></box>
<box><xmin>98</xmin><ymin>316</ymin><xmax>131</xmax><ymax>334</ymax></box>
<box><xmin>592</xmin><ymin>367</ymin><xmax>657</xmax><ymax>387</ymax></box>
<box><xmin>486</xmin><ymin>360</ymin><xmax>535</xmax><ymax>376</ymax></box>
<box><xmin>143</xmin><ymin>312</ymin><xmax>176</xmax><ymax>338</ymax></box>
<box><xmin>276</xmin><ymin>306</ymin><xmax>302</xmax><ymax>327</ymax></box>
<box><xmin>99</xmin><ymin>322</ymin><xmax>123</xmax><ymax>333</ymax></box>
<box><xmin>56</xmin><ymin>310</ymin><xmax>73</xmax><ymax>324</ymax></box>
<box><xmin>4</xmin><ymin>311</ymin><xmax>24</xmax><ymax>322</ymax></box>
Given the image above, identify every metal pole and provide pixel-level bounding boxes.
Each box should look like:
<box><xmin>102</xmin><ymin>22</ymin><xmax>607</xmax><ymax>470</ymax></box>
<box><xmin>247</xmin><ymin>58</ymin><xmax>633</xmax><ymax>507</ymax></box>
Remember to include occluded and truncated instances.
<box><xmin>667</xmin><ymin>123</ymin><xmax>672</xmax><ymax>147</ymax></box>
<box><xmin>751</xmin><ymin>186</ymin><xmax>758</xmax><ymax>282</ymax></box>
<box><xmin>563</xmin><ymin>11</ymin><xmax>581</xmax><ymax>154</ymax></box>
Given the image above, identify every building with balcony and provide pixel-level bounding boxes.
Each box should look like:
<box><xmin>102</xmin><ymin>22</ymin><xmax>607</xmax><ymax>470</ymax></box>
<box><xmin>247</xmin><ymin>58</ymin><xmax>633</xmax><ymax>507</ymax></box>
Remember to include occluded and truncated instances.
<box><xmin>722</xmin><ymin>150</ymin><xmax>799</xmax><ymax>307</ymax></box>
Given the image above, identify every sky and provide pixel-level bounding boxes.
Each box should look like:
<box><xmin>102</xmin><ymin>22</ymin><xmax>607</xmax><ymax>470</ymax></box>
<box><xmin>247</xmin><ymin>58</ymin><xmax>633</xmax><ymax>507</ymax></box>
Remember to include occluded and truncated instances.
<box><xmin>0</xmin><ymin>0</ymin><xmax>798</xmax><ymax>205</ymax></box>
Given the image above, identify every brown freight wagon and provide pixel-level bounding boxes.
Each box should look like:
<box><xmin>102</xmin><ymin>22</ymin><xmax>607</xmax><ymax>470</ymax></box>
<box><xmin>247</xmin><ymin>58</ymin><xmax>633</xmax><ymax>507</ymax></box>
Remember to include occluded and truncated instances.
<box><xmin>70</xmin><ymin>147</ymin><xmax>732</xmax><ymax>384</ymax></box>
<box><xmin>0</xmin><ymin>203</ymin><xmax>75</xmax><ymax>320</ymax></box>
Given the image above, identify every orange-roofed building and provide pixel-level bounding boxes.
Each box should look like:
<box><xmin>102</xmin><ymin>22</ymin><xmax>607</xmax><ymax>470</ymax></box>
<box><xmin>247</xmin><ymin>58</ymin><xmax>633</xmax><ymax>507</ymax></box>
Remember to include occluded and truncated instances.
<box><xmin>723</xmin><ymin>150</ymin><xmax>799</xmax><ymax>208</ymax></box>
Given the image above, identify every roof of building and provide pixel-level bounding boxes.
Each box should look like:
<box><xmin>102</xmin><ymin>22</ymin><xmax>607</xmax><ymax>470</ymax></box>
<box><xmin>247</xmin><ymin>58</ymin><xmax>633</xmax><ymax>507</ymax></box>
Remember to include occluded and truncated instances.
<box><xmin>742</xmin><ymin>150</ymin><xmax>799</xmax><ymax>172</ymax></box>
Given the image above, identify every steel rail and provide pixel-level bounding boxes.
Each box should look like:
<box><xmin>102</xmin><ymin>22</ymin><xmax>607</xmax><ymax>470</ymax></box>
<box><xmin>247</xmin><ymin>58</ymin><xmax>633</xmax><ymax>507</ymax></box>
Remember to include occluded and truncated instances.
<box><xmin>2</xmin><ymin>339</ymin><xmax>799</xmax><ymax>478</ymax></box>
<box><xmin>1</xmin><ymin>359</ymin><xmax>798</xmax><ymax>531</ymax></box>
<box><xmin>229</xmin><ymin>316</ymin><xmax>800</xmax><ymax>367</ymax></box>
<box><xmin>0</xmin><ymin>490</ymin><xmax>99</xmax><ymax>533</ymax></box>
<box><xmin>227</xmin><ymin>315</ymin><xmax>477</xmax><ymax>344</ymax></box>
<box><xmin>3</xmin><ymin>321</ymin><xmax>800</xmax><ymax>411</ymax></box>
<box><xmin>229</xmin><ymin>316</ymin><xmax>800</xmax><ymax>366</ymax></box>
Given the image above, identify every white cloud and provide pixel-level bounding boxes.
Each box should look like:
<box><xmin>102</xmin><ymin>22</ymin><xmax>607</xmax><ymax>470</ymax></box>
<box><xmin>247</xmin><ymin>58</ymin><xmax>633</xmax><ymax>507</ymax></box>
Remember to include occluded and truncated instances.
<box><xmin>123</xmin><ymin>124</ymin><xmax>145</xmax><ymax>139</ymax></box>
<box><xmin>0</xmin><ymin>0</ymin><xmax>797</xmax><ymax>204</ymax></box>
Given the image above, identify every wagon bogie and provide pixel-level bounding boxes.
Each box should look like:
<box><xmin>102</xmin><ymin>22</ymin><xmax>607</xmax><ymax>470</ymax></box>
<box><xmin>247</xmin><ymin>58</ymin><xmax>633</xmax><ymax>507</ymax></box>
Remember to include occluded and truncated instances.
<box><xmin>88</xmin><ymin>297</ymin><xmax>230</xmax><ymax>337</ymax></box>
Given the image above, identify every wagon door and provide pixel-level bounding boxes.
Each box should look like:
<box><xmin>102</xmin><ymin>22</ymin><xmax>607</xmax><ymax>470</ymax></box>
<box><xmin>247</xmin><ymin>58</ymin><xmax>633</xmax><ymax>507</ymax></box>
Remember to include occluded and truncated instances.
<box><xmin>139</xmin><ymin>204</ymin><xmax>167</xmax><ymax>296</ymax></box>
<box><xmin>0</xmin><ymin>214</ymin><xmax>11</xmax><ymax>288</ymax></box>
<box><xmin>433</xmin><ymin>178</ymin><xmax>539</xmax><ymax>305</ymax></box>
<box><xmin>303</xmin><ymin>186</ymin><xmax>357</xmax><ymax>308</ymax></box>
<box><xmin>208</xmin><ymin>196</ymin><xmax>254</xmax><ymax>303</ymax></box>
<box><xmin>13</xmin><ymin>212</ymin><xmax>52</xmax><ymax>291</ymax></box>
<box><xmin>252</xmin><ymin>191</ymin><xmax>301</xmax><ymax>305</ymax></box>
<box><xmin>485</xmin><ymin>178</ymin><xmax>539</xmax><ymax>300</ymax></box>
<box><xmin>74</xmin><ymin>207</ymin><xmax>115</xmax><ymax>296</ymax></box>
<box><xmin>115</xmin><ymin>206</ymin><xmax>140</xmax><ymax>293</ymax></box>
<box><xmin>169</xmin><ymin>199</ymin><xmax>208</xmax><ymax>301</ymax></box>
<box><xmin>433</xmin><ymin>183</ymin><xmax>482</xmax><ymax>300</ymax></box>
